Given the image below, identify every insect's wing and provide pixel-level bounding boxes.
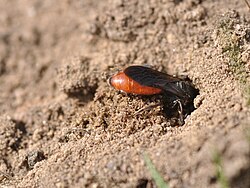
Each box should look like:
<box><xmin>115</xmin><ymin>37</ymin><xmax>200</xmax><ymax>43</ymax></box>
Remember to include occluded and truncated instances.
<box><xmin>124</xmin><ymin>66</ymin><xmax>197</xmax><ymax>99</ymax></box>
<box><xmin>124</xmin><ymin>66</ymin><xmax>180</xmax><ymax>88</ymax></box>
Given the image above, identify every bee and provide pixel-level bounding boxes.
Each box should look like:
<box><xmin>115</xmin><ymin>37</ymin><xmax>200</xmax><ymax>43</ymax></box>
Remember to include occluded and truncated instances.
<box><xmin>109</xmin><ymin>65</ymin><xmax>199</xmax><ymax>125</ymax></box>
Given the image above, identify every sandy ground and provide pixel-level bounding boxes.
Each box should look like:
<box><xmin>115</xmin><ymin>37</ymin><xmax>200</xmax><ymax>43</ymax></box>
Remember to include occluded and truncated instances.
<box><xmin>0</xmin><ymin>0</ymin><xmax>250</xmax><ymax>187</ymax></box>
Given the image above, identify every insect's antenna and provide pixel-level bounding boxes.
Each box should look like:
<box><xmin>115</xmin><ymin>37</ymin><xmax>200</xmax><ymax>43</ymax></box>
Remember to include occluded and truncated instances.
<box><xmin>134</xmin><ymin>103</ymin><xmax>162</xmax><ymax>115</ymax></box>
<box><xmin>243</xmin><ymin>0</ymin><xmax>250</xmax><ymax>10</ymax></box>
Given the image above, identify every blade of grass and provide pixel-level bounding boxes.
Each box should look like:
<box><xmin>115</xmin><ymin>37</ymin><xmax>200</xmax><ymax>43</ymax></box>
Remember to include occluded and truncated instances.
<box><xmin>213</xmin><ymin>151</ymin><xmax>230</xmax><ymax>188</ymax></box>
<box><xmin>243</xmin><ymin>0</ymin><xmax>250</xmax><ymax>10</ymax></box>
<box><xmin>143</xmin><ymin>153</ymin><xmax>169</xmax><ymax>188</ymax></box>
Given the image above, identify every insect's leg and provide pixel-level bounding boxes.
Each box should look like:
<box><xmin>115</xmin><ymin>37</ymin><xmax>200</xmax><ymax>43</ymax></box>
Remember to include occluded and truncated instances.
<box><xmin>176</xmin><ymin>100</ymin><xmax>183</xmax><ymax>114</ymax></box>
<box><xmin>170</xmin><ymin>100</ymin><xmax>178</xmax><ymax>108</ymax></box>
<box><xmin>134</xmin><ymin>103</ymin><xmax>162</xmax><ymax>115</ymax></box>
<box><xmin>170</xmin><ymin>99</ymin><xmax>184</xmax><ymax>124</ymax></box>
<box><xmin>176</xmin><ymin>100</ymin><xmax>184</xmax><ymax>124</ymax></box>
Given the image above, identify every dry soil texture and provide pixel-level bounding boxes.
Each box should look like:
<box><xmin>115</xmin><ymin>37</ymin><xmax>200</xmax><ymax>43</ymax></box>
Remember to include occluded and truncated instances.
<box><xmin>0</xmin><ymin>0</ymin><xmax>250</xmax><ymax>188</ymax></box>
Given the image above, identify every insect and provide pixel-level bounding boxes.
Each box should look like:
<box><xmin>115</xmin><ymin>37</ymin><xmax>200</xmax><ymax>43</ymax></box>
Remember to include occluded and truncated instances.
<box><xmin>109</xmin><ymin>65</ymin><xmax>199</xmax><ymax>125</ymax></box>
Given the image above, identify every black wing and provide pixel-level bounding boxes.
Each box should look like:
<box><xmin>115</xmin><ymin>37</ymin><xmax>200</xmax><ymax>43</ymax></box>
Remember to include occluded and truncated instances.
<box><xmin>124</xmin><ymin>66</ymin><xmax>196</xmax><ymax>99</ymax></box>
<box><xmin>124</xmin><ymin>66</ymin><xmax>180</xmax><ymax>87</ymax></box>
